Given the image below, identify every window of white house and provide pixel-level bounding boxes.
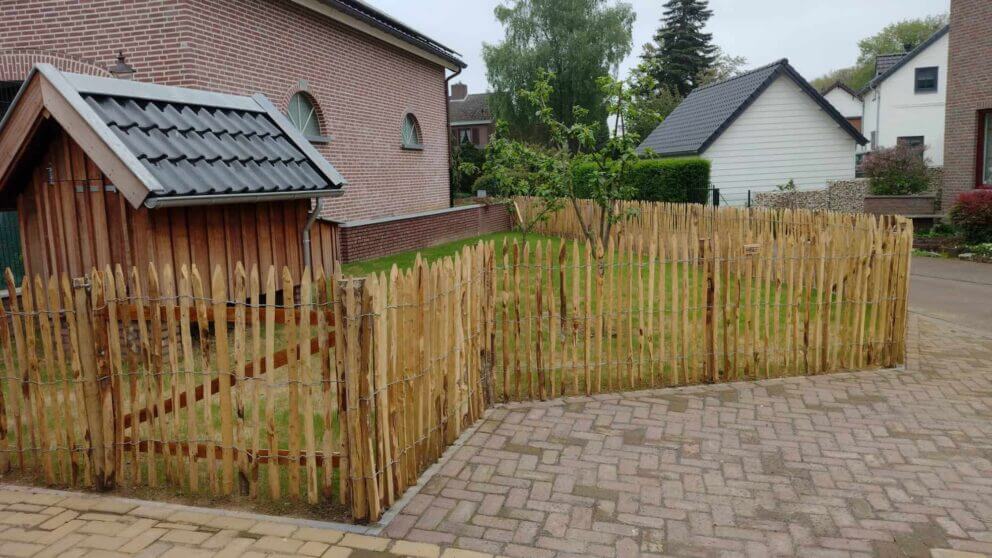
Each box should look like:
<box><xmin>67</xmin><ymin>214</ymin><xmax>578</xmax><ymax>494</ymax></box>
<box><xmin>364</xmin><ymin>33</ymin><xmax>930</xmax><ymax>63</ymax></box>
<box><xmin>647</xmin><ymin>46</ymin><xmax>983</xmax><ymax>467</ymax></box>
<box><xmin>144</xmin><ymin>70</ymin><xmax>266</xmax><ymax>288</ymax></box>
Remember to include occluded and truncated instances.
<box><xmin>402</xmin><ymin>114</ymin><xmax>423</xmax><ymax>150</ymax></box>
<box><xmin>897</xmin><ymin>136</ymin><xmax>925</xmax><ymax>148</ymax></box>
<box><xmin>287</xmin><ymin>92</ymin><xmax>327</xmax><ymax>142</ymax></box>
<box><xmin>914</xmin><ymin>67</ymin><xmax>938</xmax><ymax>93</ymax></box>
<box><xmin>981</xmin><ymin>111</ymin><xmax>992</xmax><ymax>187</ymax></box>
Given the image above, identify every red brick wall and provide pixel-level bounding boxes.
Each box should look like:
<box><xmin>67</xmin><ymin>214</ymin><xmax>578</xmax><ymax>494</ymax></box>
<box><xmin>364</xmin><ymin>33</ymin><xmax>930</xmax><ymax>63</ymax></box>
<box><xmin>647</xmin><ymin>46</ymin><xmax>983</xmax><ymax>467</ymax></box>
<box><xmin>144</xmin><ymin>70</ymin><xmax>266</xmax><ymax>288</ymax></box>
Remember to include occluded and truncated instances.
<box><xmin>943</xmin><ymin>0</ymin><xmax>992</xmax><ymax>211</ymax></box>
<box><xmin>863</xmin><ymin>195</ymin><xmax>937</xmax><ymax>216</ymax></box>
<box><xmin>336</xmin><ymin>203</ymin><xmax>513</xmax><ymax>263</ymax></box>
<box><xmin>0</xmin><ymin>0</ymin><xmax>452</xmax><ymax>223</ymax></box>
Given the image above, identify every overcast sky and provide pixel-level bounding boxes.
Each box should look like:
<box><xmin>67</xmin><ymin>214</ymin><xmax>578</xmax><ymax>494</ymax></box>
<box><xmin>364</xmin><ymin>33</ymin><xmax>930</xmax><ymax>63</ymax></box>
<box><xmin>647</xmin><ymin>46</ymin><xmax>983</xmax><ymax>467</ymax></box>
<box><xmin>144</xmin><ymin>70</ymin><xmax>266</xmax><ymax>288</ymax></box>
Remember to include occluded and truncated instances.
<box><xmin>367</xmin><ymin>0</ymin><xmax>949</xmax><ymax>94</ymax></box>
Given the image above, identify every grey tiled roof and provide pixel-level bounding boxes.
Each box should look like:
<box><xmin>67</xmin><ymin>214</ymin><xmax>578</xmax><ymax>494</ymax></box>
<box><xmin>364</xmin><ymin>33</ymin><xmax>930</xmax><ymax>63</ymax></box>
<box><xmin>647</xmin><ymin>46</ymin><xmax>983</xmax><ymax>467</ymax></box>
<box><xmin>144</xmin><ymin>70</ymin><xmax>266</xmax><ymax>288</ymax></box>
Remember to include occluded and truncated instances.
<box><xmin>874</xmin><ymin>54</ymin><xmax>905</xmax><ymax>77</ymax></box>
<box><xmin>637</xmin><ymin>59</ymin><xmax>867</xmax><ymax>157</ymax></box>
<box><xmin>84</xmin><ymin>95</ymin><xmax>329</xmax><ymax>197</ymax></box>
<box><xmin>449</xmin><ymin>93</ymin><xmax>492</xmax><ymax>123</ymax></box>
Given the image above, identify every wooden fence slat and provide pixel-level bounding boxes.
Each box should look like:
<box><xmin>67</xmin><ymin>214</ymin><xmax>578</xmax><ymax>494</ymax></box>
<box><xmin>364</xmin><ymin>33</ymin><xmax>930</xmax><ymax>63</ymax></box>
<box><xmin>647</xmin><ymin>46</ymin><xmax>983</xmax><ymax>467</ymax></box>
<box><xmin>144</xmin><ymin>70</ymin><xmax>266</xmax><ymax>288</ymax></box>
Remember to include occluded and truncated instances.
<box><xmin>234</xmin><ymin>264</ymin><xmax>249</xmax><ymax>496</ymax></box>
<box><xmin>179</xmin><ymin>267</ymin><xmax>199</xmax><ymax>492</ymax></box>
<box><xmin>264</xmin><ymin>268</ymin><xmax>280</xmax><ymax>500</ymax></box>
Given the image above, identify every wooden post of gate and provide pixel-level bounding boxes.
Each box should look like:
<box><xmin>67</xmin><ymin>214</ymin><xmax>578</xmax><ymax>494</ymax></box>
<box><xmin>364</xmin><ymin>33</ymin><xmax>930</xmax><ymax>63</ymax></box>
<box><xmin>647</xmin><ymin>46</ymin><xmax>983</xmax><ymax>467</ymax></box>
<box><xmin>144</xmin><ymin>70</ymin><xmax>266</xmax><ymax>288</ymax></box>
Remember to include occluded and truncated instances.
<box><xmin>73</xmin><ymin>275</ymin><xmax>109</xmax><ymax>491</ymax></box>
<box><xmin>700</xmin><ymin>239</ymin><xmax>716</xmax><ymax>383</ymax></box>
<box><xmin>338</xmin><ymin>277</ymin><xmax>378</xmax><ymax>523</ymax></box>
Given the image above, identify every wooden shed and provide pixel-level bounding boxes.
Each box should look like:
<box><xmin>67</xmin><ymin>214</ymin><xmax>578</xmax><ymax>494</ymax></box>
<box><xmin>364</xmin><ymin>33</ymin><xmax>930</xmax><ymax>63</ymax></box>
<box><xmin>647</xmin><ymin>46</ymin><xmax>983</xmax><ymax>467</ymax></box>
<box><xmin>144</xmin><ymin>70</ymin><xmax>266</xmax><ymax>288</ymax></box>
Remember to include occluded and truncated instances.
<box><xmin>0</xmin><ymin>64</ymin><xmax>345</xmax><ymax>293</ymax></box>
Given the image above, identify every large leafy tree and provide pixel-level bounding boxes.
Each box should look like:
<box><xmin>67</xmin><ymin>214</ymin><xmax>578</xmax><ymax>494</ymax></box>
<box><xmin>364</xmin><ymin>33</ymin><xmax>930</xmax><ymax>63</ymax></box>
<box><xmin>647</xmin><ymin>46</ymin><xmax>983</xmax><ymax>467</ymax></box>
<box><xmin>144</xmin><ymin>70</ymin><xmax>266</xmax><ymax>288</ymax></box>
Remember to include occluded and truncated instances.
<box><xmin>626</xmin><ymin>63</ymin><xmax>682</xmax><ymax>140</ymax></box>
<box><xmin>641</xmin><ymin>0</ymin><xmax>717</xmax><ymax>97</ymax></box>
<box><xmin>483</xmin><ymin>0</ymin><xmax>635</xmax><ymax>144</ymax></box>
<box><xmin>811</xmin><ymin>14</ymin><xmax>947</xmax><ymax>92</ymax></box>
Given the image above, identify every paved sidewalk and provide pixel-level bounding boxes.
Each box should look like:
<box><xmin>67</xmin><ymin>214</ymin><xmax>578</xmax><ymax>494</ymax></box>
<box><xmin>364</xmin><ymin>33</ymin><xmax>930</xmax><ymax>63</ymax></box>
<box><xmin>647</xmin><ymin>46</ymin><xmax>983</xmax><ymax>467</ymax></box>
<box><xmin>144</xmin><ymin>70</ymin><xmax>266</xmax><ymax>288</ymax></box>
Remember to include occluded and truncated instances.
<box><xmin>384</xmin><ymin>314</ymin><xmax>992</xmax><ymax>558</ymax></box>
<box><xmin>0</xmin><ymin>486</ymin><xmax>463</xmax><ymax>558</ymax></box>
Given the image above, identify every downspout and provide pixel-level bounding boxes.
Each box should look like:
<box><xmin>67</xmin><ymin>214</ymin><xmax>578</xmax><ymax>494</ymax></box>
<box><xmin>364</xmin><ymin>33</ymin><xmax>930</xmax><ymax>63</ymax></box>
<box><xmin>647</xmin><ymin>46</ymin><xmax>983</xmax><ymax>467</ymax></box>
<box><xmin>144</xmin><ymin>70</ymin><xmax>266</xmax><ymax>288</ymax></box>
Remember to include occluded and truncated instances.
<box><xmin>873</xmin><ymin>86</ymin><xmax>881</xmax><ymax>150</ymax></box>
<box><xmin>302</xmin><ymin>198</ymin><xmax>323</xmax><ymax>272</ymax></box>
<box><xmin>445</xmin><ymin>67</ymin><xmax>463</xmax><ymax>207</ymax></box>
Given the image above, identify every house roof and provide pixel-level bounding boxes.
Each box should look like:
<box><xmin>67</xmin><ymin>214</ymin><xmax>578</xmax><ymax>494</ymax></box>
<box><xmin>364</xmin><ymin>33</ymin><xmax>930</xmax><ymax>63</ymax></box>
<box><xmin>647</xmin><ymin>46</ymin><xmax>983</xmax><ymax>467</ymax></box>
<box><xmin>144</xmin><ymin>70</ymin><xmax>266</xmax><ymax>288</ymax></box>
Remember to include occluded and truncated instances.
<box><xmin>449</xmin><ymin>93</ymin><xmax>492</xmax><ymax>124</ymax></box>
<box><xmin>821</xmin><ymin>81</ymin><xmax>861</xmax><ymax>100</ymax></box>
<box><xmin>637</xmin><ymin>59</ymin><xmax>867</xmax><ymax>157</ymax></box>
<box><xmin>314</xmin><ymin>0</ymin><xmax>466</xmax><ymax>70</ymax></box>
<box><xmin>873</xmin><ymin>54</ymin><xmax>906</xmax><ymax>78</ymax></box>
<box><xmin>0</xmin><ymin>64</ymin><xmax>346</xmax><ymax>209</ymax></box>
<box><xmin>866</xmin><ymin>25</ymin><xmax>950</xmax><ymax>90</ymax></box>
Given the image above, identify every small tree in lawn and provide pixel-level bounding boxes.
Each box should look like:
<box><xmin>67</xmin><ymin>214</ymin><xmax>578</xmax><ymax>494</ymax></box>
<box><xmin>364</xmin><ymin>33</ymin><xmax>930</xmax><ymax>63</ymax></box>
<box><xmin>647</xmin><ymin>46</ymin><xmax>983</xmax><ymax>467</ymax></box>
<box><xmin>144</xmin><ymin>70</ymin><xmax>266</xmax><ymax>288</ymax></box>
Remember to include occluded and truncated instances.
<box><xmin>580</xmin><ymin>75</ymin><xmax>646</xmax><ymax>251</ymax></box>
<box><xmin>480</xmin><ymin>119</ymin><xmax>566</xmax><ymax>239</ymax></box>
<box><xmin>481</xmin><ymin>71</ymin><xmax>649</xmax><ymax>261</ymax></box>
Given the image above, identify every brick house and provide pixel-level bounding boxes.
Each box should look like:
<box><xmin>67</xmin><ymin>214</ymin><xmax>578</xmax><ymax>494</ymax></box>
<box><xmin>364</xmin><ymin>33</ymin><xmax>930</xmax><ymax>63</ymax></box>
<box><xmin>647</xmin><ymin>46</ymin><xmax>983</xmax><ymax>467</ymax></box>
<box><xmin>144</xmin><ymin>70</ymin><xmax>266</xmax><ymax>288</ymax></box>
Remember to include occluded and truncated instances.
<box><xmin>0</xmin><ymin>1</ymin><xmax>516</xmax><ymax>268</ymax></box>
<box><xmin>0</xmin><ymin>0</ymin><xmax>465</xmax><ymax>223</ymax></box>
<box><xmin>448</xmin><ymin>82</ymin><xmax>493</xmax><ymax>148</ymax></box>
<box><xmin>943</xmin><ymin>0</ymin><xmax>992</xmax><ymax>211</ymax></box>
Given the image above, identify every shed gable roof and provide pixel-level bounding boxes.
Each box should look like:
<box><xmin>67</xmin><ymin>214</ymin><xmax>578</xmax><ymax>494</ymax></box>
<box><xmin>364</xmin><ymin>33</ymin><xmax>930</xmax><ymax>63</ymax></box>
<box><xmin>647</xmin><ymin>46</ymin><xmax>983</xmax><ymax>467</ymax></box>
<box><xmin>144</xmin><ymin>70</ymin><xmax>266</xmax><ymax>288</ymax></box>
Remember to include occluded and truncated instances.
<box><xmin>0</xmin><ymin>65</ymin><xmax>346</xmax><ymax>209</ymax></box>
<box><xmin>637</xmin><ymin>59</ymin><xmax>868</xmax><ymax>157</ymax></box>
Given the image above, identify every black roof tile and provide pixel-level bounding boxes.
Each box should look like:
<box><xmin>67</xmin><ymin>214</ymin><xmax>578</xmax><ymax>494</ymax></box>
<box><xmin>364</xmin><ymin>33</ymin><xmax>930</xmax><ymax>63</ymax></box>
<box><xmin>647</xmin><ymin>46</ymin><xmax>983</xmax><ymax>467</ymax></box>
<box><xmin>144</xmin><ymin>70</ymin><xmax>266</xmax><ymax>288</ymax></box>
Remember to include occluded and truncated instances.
<box><xmin>84</xmin><ymin>93</ymin><xmax>333</xmax><ymax>198</ymax></box>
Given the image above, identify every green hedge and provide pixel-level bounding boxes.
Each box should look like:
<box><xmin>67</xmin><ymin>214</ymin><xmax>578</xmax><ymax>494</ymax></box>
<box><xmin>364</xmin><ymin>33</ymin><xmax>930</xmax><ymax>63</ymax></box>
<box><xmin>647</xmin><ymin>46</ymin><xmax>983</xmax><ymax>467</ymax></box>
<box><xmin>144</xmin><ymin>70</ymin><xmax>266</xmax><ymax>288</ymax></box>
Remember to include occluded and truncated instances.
<box><xmin>573</xmin><ymin>157</ymin><xmax>710</xmax><ymax>204</ymax></box>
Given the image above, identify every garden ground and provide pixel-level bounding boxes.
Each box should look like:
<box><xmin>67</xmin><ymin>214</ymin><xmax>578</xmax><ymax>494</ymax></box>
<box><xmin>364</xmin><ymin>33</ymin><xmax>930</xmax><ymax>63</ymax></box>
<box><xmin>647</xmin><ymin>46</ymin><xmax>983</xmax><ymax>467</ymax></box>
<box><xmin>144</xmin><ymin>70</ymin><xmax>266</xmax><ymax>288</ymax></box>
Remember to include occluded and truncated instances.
<box><xmin>0</xmin><ymin>256</ymin><xmax>989</xmax><ymax>558</ymax></box>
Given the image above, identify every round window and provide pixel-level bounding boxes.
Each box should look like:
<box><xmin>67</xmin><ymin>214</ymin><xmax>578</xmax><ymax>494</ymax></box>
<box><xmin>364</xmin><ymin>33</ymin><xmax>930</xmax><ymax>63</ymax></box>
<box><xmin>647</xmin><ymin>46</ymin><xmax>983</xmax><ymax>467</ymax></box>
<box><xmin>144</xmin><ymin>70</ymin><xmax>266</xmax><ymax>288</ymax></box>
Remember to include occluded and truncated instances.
<box><xmin>287</xmin><ymin>92</ymin><xmax>322</xmax><ymax>139</ymax></box>
<box><xmin>402</xmin><ymin>113</ymin><xmax>423</xmax><ymax>149</ymax></box>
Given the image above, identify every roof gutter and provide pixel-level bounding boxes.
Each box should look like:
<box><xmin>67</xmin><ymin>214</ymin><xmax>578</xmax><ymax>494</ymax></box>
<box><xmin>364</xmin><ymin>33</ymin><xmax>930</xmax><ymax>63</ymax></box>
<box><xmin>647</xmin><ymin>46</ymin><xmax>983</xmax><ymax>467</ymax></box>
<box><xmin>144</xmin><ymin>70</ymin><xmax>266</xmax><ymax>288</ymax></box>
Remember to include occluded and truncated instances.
<box><xmin>143</xmin><ymin>188</ymin><xmax>343</xmax><ymax>209</ymax></box>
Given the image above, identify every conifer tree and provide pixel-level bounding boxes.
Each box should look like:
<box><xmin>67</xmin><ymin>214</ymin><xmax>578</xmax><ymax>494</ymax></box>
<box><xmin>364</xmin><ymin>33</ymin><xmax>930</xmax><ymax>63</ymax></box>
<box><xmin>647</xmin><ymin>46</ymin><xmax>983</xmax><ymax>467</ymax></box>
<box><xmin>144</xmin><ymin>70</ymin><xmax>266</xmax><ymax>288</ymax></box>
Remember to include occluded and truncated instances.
<box><xmin>642</xmin><ymin>0</ymin><xmax>717</xmax><ymax>97</ymax></box>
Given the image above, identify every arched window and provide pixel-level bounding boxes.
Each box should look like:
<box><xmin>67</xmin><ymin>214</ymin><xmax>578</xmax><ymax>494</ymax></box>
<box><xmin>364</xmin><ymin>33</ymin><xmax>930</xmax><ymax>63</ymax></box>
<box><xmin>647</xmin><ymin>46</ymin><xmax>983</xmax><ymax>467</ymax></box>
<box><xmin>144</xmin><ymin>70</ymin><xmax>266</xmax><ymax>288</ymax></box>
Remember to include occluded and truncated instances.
<box><xmin>402</xmin><ymin>113</ymin><xmax>423</xmax><ymax>150</ymax></box>
<box><xmin>287</xmin><ymin>92</ymin><xmax>323</xmax><ymax>140</ymax></box>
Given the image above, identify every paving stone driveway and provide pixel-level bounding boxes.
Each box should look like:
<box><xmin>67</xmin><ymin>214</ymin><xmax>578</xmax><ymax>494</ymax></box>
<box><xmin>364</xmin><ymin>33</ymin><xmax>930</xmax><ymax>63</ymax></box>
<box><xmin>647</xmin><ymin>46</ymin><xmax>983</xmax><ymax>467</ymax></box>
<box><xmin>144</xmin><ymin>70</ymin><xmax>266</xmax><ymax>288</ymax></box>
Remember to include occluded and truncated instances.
<box><xmin>385</xmin><ymin>314</ymin><xmax>992</xmax><ymax>558</ymax></box>
<box><xmin>0</xmin><ymin>309</ymin><xmax>989</xmax><ymax>557</ymax></box>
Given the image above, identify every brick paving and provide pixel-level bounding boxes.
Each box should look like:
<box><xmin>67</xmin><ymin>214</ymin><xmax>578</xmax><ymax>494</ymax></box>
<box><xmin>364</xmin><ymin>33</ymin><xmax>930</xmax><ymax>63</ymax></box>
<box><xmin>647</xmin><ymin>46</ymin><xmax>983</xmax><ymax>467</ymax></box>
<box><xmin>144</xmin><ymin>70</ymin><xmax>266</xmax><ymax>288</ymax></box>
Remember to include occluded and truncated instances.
<box><xmin>385</xmin><ymin>314</ymin><xmax>992</xmax><ymax>558</ymax></box>
<box><xmin>0</xmin><ymin>313</ymin><xmax>990</xmax><ymax>557</ymax></box>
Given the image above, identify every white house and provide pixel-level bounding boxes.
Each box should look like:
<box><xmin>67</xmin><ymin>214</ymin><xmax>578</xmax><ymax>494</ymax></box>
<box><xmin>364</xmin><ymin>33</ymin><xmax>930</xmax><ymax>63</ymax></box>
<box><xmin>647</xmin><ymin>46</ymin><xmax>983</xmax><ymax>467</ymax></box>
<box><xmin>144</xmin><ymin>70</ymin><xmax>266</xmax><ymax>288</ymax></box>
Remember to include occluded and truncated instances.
<box><xmin>637</xmin><ymin>59</ymin><xmax>867</xmax><ymax>205</ymax></box>
<box><xmin>822</xmin><ymin>82</ymin><xmax>864</xmax><ymax>132</ymax></box>
<box><xmin>861</xmin><ymin>25</ymin><xmax>949</xmax><ymax>166</ymax></box>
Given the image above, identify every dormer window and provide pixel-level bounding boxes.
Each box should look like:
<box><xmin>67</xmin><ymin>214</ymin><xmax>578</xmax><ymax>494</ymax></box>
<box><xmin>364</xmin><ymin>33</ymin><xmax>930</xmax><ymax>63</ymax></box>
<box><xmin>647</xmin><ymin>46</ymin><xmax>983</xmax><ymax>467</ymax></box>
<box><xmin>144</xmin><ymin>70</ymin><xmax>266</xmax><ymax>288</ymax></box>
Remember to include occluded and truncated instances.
<box><xmin>915</xmin><ymin>67</ymin><xmax>938</xmax><ymax>93</ymax></box>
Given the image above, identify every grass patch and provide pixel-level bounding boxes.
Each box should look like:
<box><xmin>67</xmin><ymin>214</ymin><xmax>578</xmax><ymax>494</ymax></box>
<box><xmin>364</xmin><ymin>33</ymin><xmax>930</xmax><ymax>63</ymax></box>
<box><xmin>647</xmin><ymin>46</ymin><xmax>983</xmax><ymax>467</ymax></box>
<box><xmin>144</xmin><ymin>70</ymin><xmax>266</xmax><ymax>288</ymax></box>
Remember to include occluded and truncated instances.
<box><xmin>341</xmin><ymin>232</ymin><xmax>559</xmax><ymax>276</ymax></box>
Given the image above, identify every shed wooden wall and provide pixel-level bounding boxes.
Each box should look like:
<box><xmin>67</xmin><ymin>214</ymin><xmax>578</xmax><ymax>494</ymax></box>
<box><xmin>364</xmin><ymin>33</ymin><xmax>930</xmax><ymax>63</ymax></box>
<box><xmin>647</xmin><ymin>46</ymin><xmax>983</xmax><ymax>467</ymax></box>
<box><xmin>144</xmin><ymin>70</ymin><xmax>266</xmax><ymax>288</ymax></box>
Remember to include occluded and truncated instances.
<box><xmin>14</xmin><ymin>127</ymin><xmax>338</xmax><ymax>294</ymax></box>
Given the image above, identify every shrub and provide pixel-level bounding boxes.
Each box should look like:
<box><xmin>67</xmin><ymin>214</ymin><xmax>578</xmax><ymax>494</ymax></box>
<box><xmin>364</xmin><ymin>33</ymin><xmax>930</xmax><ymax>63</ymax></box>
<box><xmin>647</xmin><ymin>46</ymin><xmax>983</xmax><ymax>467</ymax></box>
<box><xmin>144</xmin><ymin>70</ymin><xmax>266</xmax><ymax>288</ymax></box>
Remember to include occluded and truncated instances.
<box><xmin>949</xmin><ymin>189</ymin><xmax>992</xmax><ymax>243</ymax></box>
<box><xmin>968</xmin><ymin>243</ymin><xmax>992</xmax><ymax>259</ymax></box>
<box><xmin>472</xmin><ymin>173</ymin><xmax>501</xmax><ymax>196</ymax></box>
<box><xmin>860</xmin><ymin>144</ymin><xmax>931</xmax><ymax>195</ymax></box>
<box><xmin>574</xmin><ymin>157</ymin><xmax>710</xmax><ymax>204</ymax></box>
<box><xmin>451</xmin><ymin>140</ymin><xmax>486</xmax><ymax>195</ymax></box>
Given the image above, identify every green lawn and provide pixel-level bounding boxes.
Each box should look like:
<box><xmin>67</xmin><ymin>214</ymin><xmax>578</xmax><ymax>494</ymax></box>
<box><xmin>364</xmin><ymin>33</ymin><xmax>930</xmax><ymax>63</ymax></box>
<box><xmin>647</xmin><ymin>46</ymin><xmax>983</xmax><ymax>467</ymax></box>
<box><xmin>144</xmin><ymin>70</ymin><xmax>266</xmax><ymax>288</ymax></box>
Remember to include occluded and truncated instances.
<box><xmin>341</xmin><ymin>232</ymin><xmax>559</xmax><ymax>277</ymax></box>
<box><xmin>339</xmin><ymin>230</ymin><xmax>861</xmax><ymax>398</ymax></box>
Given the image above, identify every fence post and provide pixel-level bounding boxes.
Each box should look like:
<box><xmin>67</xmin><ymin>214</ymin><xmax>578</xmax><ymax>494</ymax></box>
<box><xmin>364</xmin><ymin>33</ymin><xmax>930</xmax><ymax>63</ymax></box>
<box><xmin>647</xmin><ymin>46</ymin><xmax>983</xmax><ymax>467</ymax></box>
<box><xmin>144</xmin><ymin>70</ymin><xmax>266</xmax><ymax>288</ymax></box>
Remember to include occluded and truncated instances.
<box><xmin>700</xmin><ymin>239</ymin><xmax>716</xmax><ymax>383</ymax></box>
<box><xmin>73</xmin><ymin>276</ymin><xmax>110</xmax><ymax>491</ymax></box>
<box><xmin>338</xmin><ymin>276</ymin><xmax>383</xmax><ymax>523</ymax></box>
<box><xmin>712</xmin><ymin>188</ymin><xmax>720</xmax><ymax>207</ymax></box>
